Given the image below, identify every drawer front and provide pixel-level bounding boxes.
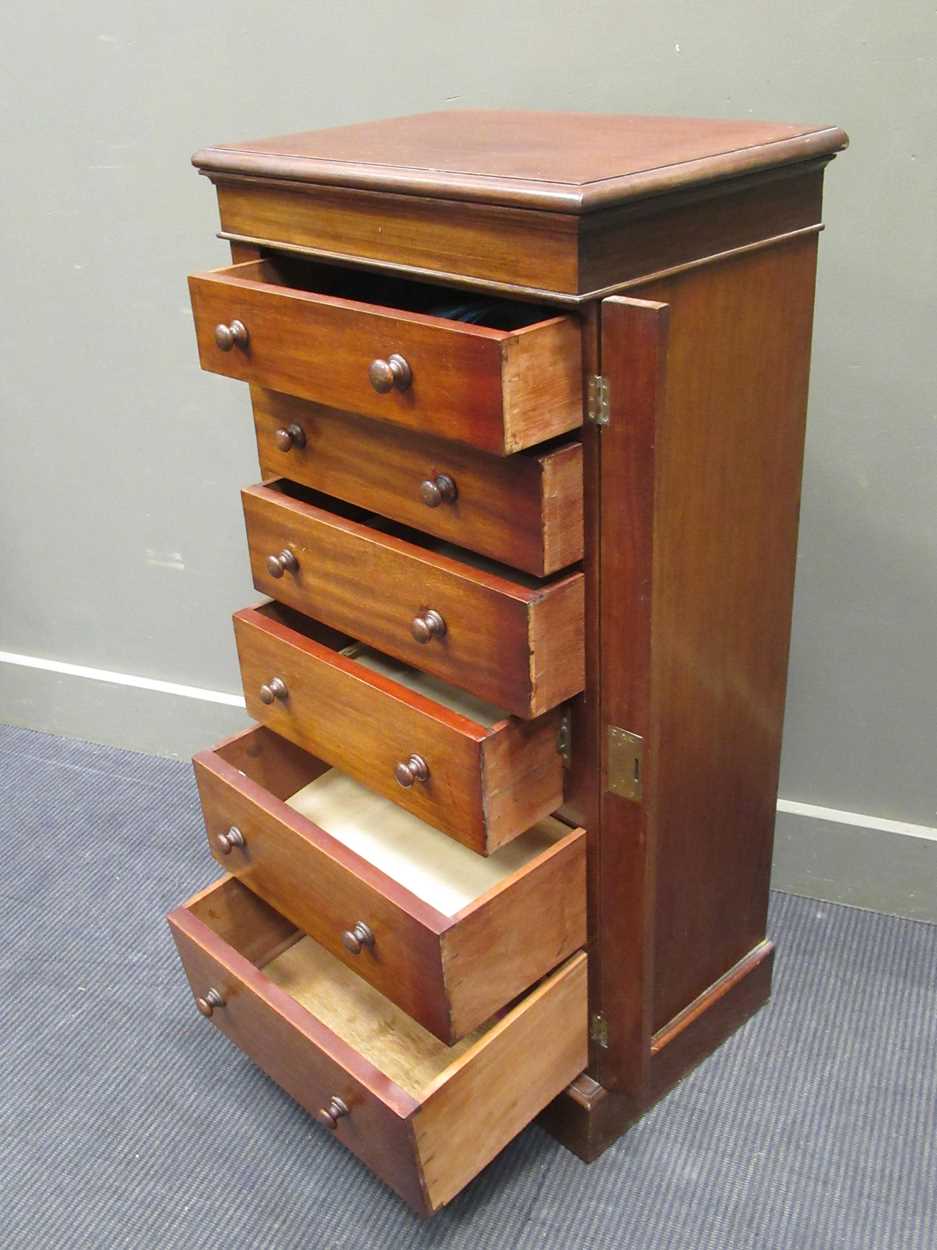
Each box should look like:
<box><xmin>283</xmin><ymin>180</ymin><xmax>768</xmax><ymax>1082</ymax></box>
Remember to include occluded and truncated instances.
<box><xmin>242</xmin><ymin>482</ymin><xmax>585</xmax><ymax>719</ymax></box>
<box><xmin>234</xmin><ymin>605</ymin><xmax>564</xmax><ymax>853</ymax></box>
<box><xmin>193</xmin><ymin>724</ymin><xmax>587</xmax><ymax>1042</ymax></box>
<box><xmin>168</xmin><ymin>877</ymin><xmax>588</xmax><ymax>1214</ymax></box>
<box><xmin>168</xmin><ymin>882</ymin><xmax>426</xmax><ymax>1211</ymax></box>
<box><xmin>189</xmin><ymin>260</ymin><xmax>582</xmax><ymax>455</ymax></box>
<box><xmin>251</xmin><ymin>388</ymin><xmax>584</xmax><ymax>577</ymax></box>
<box><xmin>192</xmin><ymin>741</ymin><xmax>451</xmax><ymax>1040</ymax></box>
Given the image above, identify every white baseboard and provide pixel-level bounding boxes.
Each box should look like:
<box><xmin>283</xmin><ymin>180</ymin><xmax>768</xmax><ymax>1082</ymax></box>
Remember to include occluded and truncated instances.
<box><xmin>0</xmin><ymin>649</ymin><xmax>246</xmax><ymax>708</ymax></box>
<box><xmin>772</xmin><ymin>805</ymin><xmax>936</xmax><ymax>924</ymax></box>
<box><xmin>0</xmin><ymin>649</ymin><xmax>249</xmax><ymax>759</ymax></box>
<box><xmin>777</xmin><ymin>797</ymin><xmax>937</xmax><ymax>843</ymax></box>
<box><xmin>1</xmin><ymin>649</ymin><xmax>933</xmax><ymax>921</ymax></box>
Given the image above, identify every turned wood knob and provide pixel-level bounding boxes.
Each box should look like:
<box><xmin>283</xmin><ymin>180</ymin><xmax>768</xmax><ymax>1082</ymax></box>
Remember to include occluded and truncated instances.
<box><xmin>419</xmin><ymin>475</ymin><xmax>457</xmax><ymax>508</ymax></box>
<box><xmin>196</xmin><ymin>987</ymin><xmax>225</xmax><ymax>1017</ymax></box>
<box><xmin>214</xmin><ymin>320</ymin><xmax>249</xmax><ymax>351</ymax></box>
<box><xmin>266</xmin><ymin>549</ymin><xmax>298</xmax><ymax>578</ymax></box>
<box><xmin>411</xmin><ymin>609</ymin><xmax>446</xmax><ymax>643</ymax></box>
<box><xmin>259</xmin><ymin>677</ymin><xmax>288</xmax><ymax>704</ymax></box>
<box><xmin>368</xmin><ymin>353</ymin><xmax>412</xmax><ymax>393</ymax></box>
<box><xmin>341</xmin><ymin>922</ymin><xmax>375</xmax><ymax>955</ymax></box>
<box><xmin>394</xmin><ymin>754</ymin><xmax>429</xmax><ymax>788</ymax></box>
<box><xmin>274</xmin><ymin>423</ymin><xmax>306</xmax><ymax>452</ymax></box>
<box><xmin>216</xmin><ymin>826</ymin><xmax>246</xmax><ymax>855</ymax></box>
<box><xmin>318</xmin><ymin>1096</ymin><xmax>349</xmax><ymax>1130</ymax></box>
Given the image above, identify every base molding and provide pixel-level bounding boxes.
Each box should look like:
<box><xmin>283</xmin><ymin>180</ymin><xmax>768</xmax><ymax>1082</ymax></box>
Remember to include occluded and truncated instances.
<box><xmin>539</xmin><ymin>941</ymin><xmax>774</xmax><ymax>1161</ymax></box>
<box><xmin>538</xmin><ymin>1074</ymin><xmax>639</xmax><ymax>1163</ymax></box>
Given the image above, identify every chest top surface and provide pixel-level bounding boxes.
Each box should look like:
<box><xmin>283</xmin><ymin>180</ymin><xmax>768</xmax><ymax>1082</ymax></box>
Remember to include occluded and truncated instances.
<box><xmin>193</xmin><ymin>109</ymin><xmax>847</xmax><ymax>213</ymax></box>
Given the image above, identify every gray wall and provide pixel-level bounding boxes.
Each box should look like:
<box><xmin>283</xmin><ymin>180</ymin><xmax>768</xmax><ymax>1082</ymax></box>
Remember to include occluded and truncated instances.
<box><xmin>2</xmin><ymin>4</ymin><xmax>935</xmax><ymax>903</ymax></box>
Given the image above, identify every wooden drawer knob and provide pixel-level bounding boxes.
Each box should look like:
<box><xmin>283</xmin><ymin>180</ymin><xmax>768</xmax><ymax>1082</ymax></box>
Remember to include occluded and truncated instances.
<box><xmin>274</xmin><ymin>423</ymin><xmax>306</xmax><ymax>452</ymax></box>
<box><xmin>266</xmin><ymin>548</ymin><xmax>298</xmax><ymax>578</ymax></box>
<box><xmin>214</xmin><ymin>320</ymin><xmax>249</xmax><ymax>351</ymax></box>
<box><xmin>196</xmin><ymin>987</ymin><xmax>225</xmax><ymax>1017</ymax></box>
<box><xmin>216</xmin><ymin>826</ymin><xmax>245</xmax><ymax>855</ymax></box>
<box><xmin>341</xmin><ymin>922</ymin><xmax>375</xmax><ymax>955</ymax></box>
<box><xmin>318</xmin><ymin>1096</ymin><xmax>349</xmax><ymax>1130</ymax></box>
<box><xmin>420</xmin><ymin>474</ymin><xmax>457</xmax><ymax>508</ymax></box>
<box><xmin>394</xmin><ymin>754</ymin><xmax>429</xmax><ymax>788</ymax></box>
<box><xmin>411</xmin><ymin>609</ymin><xmax>446</xmax><ymax>643</ymax></box>
<box><xmin>259</xmin><ymin>677</ymin><xmax>288</xmax><ymax>704</ymax></box>
<box><xmin>368</xmin><ymin>353</ymin><xmax>411</xmax><ymax>393</ymax></box>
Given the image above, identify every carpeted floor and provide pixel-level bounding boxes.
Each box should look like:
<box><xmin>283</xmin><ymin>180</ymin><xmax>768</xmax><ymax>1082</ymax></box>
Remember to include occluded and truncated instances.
<box><xmin>1</xmin><ymin>722</ymin><xmax>934</xmax><ymax>1250</ymax></box>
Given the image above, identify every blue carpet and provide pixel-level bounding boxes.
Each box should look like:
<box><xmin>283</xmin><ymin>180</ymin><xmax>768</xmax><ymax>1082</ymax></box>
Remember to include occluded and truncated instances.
<box><xmin>1</xmin><ymin>723</ymin><xmax>934</xmax><ymax>1249</ymax></box>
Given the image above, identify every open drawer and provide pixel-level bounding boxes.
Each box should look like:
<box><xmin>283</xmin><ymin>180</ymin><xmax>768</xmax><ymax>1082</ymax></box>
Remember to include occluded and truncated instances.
<box><xmin>188</xmin><ymin>257</ymin><xmax>582</xmax><ymax>455</ymax></box>
<box><xmin>193</xmin><ymin>724</ymin><xmax>586</xmax><ymax>1042</ymax></box>
<box><xmin>242</xmin><ymin>480</ymin><xmax>584</xmax><ymax>719</ymax></box>
<box><xmin>251</xmin><ymin>387</ymin><xmax>584</xmax><ymax>577</ymax></box>
<box><xmin>168</xmin><ymin>875</ymin><xmax>588</xmax><ymax>1214</ymax></box>
<box><xmin>234</xmin><ymin>602</ymin><xmax>566</xmax><ymax>853</ymax></box>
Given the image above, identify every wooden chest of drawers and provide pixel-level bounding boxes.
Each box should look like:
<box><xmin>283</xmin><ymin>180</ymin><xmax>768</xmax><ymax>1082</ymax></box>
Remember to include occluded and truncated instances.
<box><xmin>168</xmin><ymin>109</ymin><xmax>847</xmax><ymax>1215</ymax></box>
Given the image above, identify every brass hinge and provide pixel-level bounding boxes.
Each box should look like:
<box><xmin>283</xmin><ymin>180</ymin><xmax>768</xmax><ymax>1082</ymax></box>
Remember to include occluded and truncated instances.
<box><xmin>587</xmin><ymin>374</ymin><xmax>609</xmax><ymax>426</ymax></box>
<box><xmin>607</xmin><ymin>726</ymin><xmax>643</xmax><ymax>801</ymax></box>
<box><xmin>590</xmin><ymin>1011</ymin><xmax>609</xmax><ymax>1048</ymax></box>
<box><xmin>556</xmin><ymin>707</ymin><xmax>572</xmax><ymax>768</ymax></box>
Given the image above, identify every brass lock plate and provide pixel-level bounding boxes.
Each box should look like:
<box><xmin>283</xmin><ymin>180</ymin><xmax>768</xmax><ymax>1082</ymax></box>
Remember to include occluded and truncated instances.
<box><xmin>607</xmin><ymin>726</ymin><xmax>643</xmax><ymax>801</ymax></box>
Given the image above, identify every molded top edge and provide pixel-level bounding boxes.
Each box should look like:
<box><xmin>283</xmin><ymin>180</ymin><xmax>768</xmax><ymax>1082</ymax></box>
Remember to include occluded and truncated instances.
<box><xmin>192</xmin><ymin>110</ymin><xmax>848</xmax><ymax>213</ymax></box>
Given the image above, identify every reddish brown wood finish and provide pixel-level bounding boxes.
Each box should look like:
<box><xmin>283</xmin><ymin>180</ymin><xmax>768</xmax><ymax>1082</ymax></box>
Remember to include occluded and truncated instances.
<box><xmin>189</xmin><ymin>258</ymin><xmax>582</xmax><ymax>454</ymax></box>
<box><xmin>194</xmin><ymin>111</ymin><xmax>845</xmax><ymax>298</ymax></box>
<box><xmin>192</xmin><ymin>725</ymin><xmax>586</xmax><ymax>1041</ymax></box>
<box><xmin>251</xmin><ymin>388</ymin><xmax>584</xmax><ymax>576</ymax></box>
<box><xmin>551</xmin><ymin>236</ymin><xmax>821</xmax><ymax>1145</ymax></box>
<box><xmin>241</xmin><ymin>481</ymin><xmax>584</xmax><ymax>719</ymax></box>
<box><xmin>209</xmin><ymin>160</ymin><xmax>828</xmax><ymax>299</ymax></box>
<box><xmin>192</xmin><ymin>730</ymin><xmax>449</xmax><ymax>1039</ymax></box>
<box><xmin>639</xmin><ymin>238</ymin><xmax>818</xmax><ymax>1029</ymax></box>
<box><xmin>577</xmin><ymin>163</ymin><xmax>826</xmax><ymax>294</ymax></box>
<box><xmin>194</xmin><ymin>110</ymin><xmax>847</xmax><ymax>213</ymax></box>
<box><xmin>168</xmin><ymin>878</ymin><xmax>426</xmax><ymax>1210</ymax></box>
<box><xmin>215</xmin><ymin>179</ymin><xmax>580</xmax><ymax>293</ymax></box>
<box><xmin>233</xmin><ymin>603</ymin><xmax>564</xmax><ymax>853</ymax></box>
<box><xmin>169</xmin><ymin>876</ymin><xmax>588</xmax><ymax>1212</ymax></box>
<box><xmin>591</xmin><ymin>297</ymin><xmax>669</xmax><ymax>1094</ymax></box>
<box><xmin>174</xmin><ymin>112</ymin><xmax>846</xmax><ymax>1188</ymax></box>
<box><xmin>540</xmin><ymin>939</ymin><xmax>774</xmax><ymax>1160</ymax></box>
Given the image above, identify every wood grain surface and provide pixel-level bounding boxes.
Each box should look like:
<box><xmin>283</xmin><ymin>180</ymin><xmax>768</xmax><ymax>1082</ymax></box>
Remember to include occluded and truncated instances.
<box><xmin>193</xmin><ymin>725</ymin><xmax>586</xmax><ymax>1041</ymax></box>
<box><xmin>168</xmin><ymin>877</ymin><xmax>427</xmax><ymax>1210</ymax></box>
<box><xmin>251</xmin><ymin>387</ymin><xmax>583</xmax><ymax>576</ymax></box>
<box><xmin>215</xmin><ymin>178</ymin><xmax>580</xmax><ymax>291</ymax></box>
<box><xmin>233</xmin><ymin>602</ymin><xmax>564</xmax><ymax>852</ymax></box>
<box><xmin>637</xmin><ymin>237</ymin><xmax>819</xmax><ymax>1030</ymax></box>
<box><xmin>169</xmin><ymin>878</ymin><xmax>587</xmax><ymax>1213</ymax></box>
<box><xmin>592</xmin><ymin>296</ymin><xmax>669</xmax><ymax>1095</ymax></box>
<box><xmin>194</xmin><ymin>111</ymin><xmax>847</xmax><ymax>212</ymax></box>
<box><xmin>241</xmin><ymin>481</ymin><xmax>584</xmax><ymax>718</ymax></box>
<box><xmin>414</xmin><ymin>951</ymin><xmax>588</xmax><ymax>1211</ymax></box>
<box><xmin>189</xmin><ymin>258</ymin><xmax>582</xmax><ymax>453</ymax></box>
<box><xmin>578</xmin><ymin>162</ymin><xmax>826</xmax><ymax>293</ymax></box>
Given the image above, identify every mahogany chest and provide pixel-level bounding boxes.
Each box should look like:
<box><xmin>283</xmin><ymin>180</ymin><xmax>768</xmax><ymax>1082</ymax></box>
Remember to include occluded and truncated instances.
<box><xmin>168</xmin><ymin>109</ymin><xmax>847</xmax><ymax>1214</ymax></box>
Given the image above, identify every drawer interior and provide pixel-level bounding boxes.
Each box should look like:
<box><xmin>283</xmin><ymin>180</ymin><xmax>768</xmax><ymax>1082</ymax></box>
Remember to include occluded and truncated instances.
<box><xmin>342</xmin><ymin>643</ymin><xmax>504</xmax><ymax>727</ymax></box>
<box><xmin>187</xmin><ymin>875</ymin><xmax>581</xmax><ymax>1103</ymax></box>
<box><xmin>286</xmin><ymin>768</ymin><xmax>572</xmax><ymax>916</ymax></box>
<box><xmin>207</xmin><ymin>724</ymin><xmax>576</xmax><ymax>917</ymax></box>
<box><xmin>176</xmin><ymin>875</ymin><xmax>588</xmax><ymax>1212</ymax></box>
<box><xmin>263</xmin><ymin>934</ymin><xmax>486</xmax><ymax>1099</ymax></box>
<box><xmin>234</xmin><ymin>255</ymin><xmax>560</xmax><ymax>331</ymax></box>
